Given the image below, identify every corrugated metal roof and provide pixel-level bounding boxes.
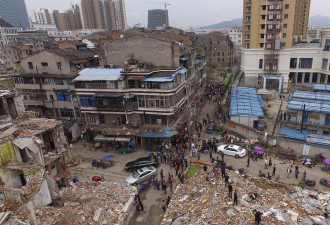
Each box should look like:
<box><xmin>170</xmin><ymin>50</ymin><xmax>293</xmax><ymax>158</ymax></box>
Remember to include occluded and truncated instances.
<box><xmin>141</xmin><ymin>77</ymin><xmax>174</xmax><ymax>82</ymax></box>
<box><xmin>293</xmin><ymin>91</ymin><xmax>330</xmax><ymax>101</ymax></box>
<box><xmin>287</xmin><ymin>100</ymin><xmax>330</xmax><ymax>114</ymax></box>
<box><xmin>313</xmin><ymin>84</ymin><xmax>330</xmax><ymax>92</ymax></box>
<box><xmin>258</xmin><ymin>95</ymin><xmax>265</xmax><ymax>108</ymax></box>
<box><xmin>278</xmin><ymin>127</ymin><xmax>309</xmax><ymax>141</ymax></box>
<box><xmin>230</xmin><ymin>87</ymin><xmax>265</xmax><ymax>118</ymax></box>
<box><xmin>307</xmin><ymin>134</ymin><xmax>330</xmax><ymax>146</ymax></box>
<box><xmin>74</xmin><ymin>68</ymin><xmax>124</xmax><ymax>81</ymax></box>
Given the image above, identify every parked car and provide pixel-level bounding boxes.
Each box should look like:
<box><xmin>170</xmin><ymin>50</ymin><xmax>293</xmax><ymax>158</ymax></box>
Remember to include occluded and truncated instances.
<box><xmin>217</xmin><ymin>144</ymin><xmax>246</xmax><ymax>158</ymax></box>
<box><xmin>125</xmin><ymin>157</ymin><xmax>158</xmax><ymax>172</ymax></box>
<box><xmin>206</xmin><ymin>122</ymin><xmax>216</xmax><ymax>133</ymax></box>
<box><xmin>125</xmin><ymin>166</ymin><xmax>157</xmax><ymax>185</ymax></box>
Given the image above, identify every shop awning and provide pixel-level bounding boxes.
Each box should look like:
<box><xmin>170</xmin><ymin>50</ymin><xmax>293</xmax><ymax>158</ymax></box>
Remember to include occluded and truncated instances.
<box><xmin>94</xmin><ymin>135</ymin><xmax>115</xmax><ymax>142</ymax></box>
<box><xmin>115</xmin><ymin>137</ymin><xmax>131</xmax><ymax>142</ymax></box>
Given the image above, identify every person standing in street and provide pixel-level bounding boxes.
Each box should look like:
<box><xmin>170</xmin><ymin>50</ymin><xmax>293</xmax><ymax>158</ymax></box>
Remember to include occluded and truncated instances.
<box><xmin>264</xmin><ymin>158</ymin><xmax>268</xmax><ymax>169</ymax></box>
<box><xmin>295</xmin><ymin>165</ymin><xmax>299</xmax><ymax>179</ymax></box>
<box><xmin>180</xmin><ymin>173</ymin><xmax>184</xmax><ymax>184</ymax></box>
<box><xmin>303</xmin><ymin>170</ymin><xmax>306</xmax><ymax>181</ymax></box>
<box><xmin>287</xmin><ymin>166</ymin><xmax>291</xmax><ymax>178</ymax></box>
<box><xmin>254</xmin><ymin>210</ymin><xmax>262</xmax><ymax>225</ymax></box>
<box><xmin>221</xmin><ymin>162</ymin><xmax>226</xmax><ymax>178</ymax></box>
<box><xmin>233</xmin><ymin>189</ymin><xmax>238</xmax><ymax>206</ymax></box>
<box><xmin>209</xmin><ymin>150</ymin><xmax>213</xmax><ymax>162</ymax></box>
<box><xmin>272</xmin><ymin>164</ymin><xmax>276</xmax><ymax>176</ymax></box>
<box><xmin>166</xmin><ymin>196</ymin><xmax>171</xmax><ymax>206</ymax></box>
<box><xmin>224</xmin><ymin>173</ymin><xmax>229</xmax><ymax>187</ymax></box>
<box><xmin>221</xmin><ymin>151</ymin><xmax>225</xmax><ymax>161</ymax></box>
<box><xmin>268</xmin><ymin>157</ymin><xmax>272</xmax><ymax>167</ymax></box>
<box><xmin>161</xmin><ymin>200</ymin><xmax>166</xmax><ymax>212</ymax></box>
<box><xmin>247</xmin><ymin>156</ymin><xmax>250</xmax><ymax>167</ymax></box>
<box><xmin>228</xmin><ymin>182</ymin><xmax>233</xmax><ymax>198</ymax></box>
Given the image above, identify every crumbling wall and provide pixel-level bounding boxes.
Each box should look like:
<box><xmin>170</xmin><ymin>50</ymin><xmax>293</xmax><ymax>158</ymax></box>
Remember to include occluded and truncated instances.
<box><xmin>0</xmin><ymin>141</ymin><xmax>20</xmax><ymax>165</ymax></box>
<box><xmin>31</xmin><ymin>179</ymin><xmax>51</xmax><ymax>209</ymax></box>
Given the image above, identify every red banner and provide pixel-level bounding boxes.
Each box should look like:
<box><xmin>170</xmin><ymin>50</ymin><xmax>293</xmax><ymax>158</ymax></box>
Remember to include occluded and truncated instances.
<box><xmin>228</xmin><ymin>122</ymin><xmax>236</xmax><ymax>129</ymax></box>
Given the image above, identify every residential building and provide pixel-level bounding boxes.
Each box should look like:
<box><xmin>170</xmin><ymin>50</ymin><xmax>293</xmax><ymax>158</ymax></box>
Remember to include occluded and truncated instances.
<box><xmin>197</xmin><ymin>32</ymin><xmax>235</xmax><ymax>67</ymax></box>
<box><xmin>0</xmin><ymin>85</ymin><xmax>25</xmax><ymax>128</ymax></box>
<box><xmin>0</xmin><ymin>39</ymin><xmax>44</xmax><ymax>69</ymax></box>
<box><xmin>31</xmin><ymin>23</ymin><xmax>58</xmax><ymax>32</ymax></box>
<box><xmin>13</xmin><ymin>48</ymin><xmax>99</xmax><ymax>119</ymax></box>
<box><xmin>228</xmin><ymin>27</ymin><xmax>243</xmax><ymax>47</ymax></box>
<box><xmin>17</xmin><ymin>30</ymin><xmax>49</xmax><ymax>42</ymax></box>
<box><xmin>148</xmin><ymin>9</ymin><xmax>169</xmax><ymax>29</ymax></box>
<box><xmin>81</xmin><ymin>0</ymin><xmax>127</xmax><ymax>30</ymax></box>
<box><xmin>111</xmin><ymin>0</ymin><xmax>127</xmax><ymax>30</ymax></box>
<box><xmin>31</xmin><ymin>8</ymin><xmax>54</xmax><ymax>25</ymax></box>
<box><xmin>0</xmin><ymin>0</ymin><xmax>30</xmax><ymax>30</ymax></box>
<box><xmin>53</xmin><ymin>5</ymin><xmax>83</xmax><ymax>31</ymax></box>
<box><xmin>241</xmin><ymin>0</ymin><xmax>311</xmax><ymax>92</ymax></box>
<box><xmin>104</xmin><ymin>28</ymin><xmax>193</xmax><ymax>68</ymax></box>
<box><xmin>307</xmin><ymin>25</ymin><xmax>322</xmax><ymax>40</ymax></box>
<box><xmin>0</xmin><ymin>21</ymin><xmax>19</xmax><ymax>50</ymax></box>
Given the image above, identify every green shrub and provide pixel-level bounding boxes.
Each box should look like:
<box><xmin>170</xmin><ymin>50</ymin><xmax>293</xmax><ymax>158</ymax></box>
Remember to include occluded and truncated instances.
<box><xmin>224</xmin><ymin>73</ymin><xmax>233</xmax><ymax>89</ymax></box>
<box><xmin>186</xmin><ymin>166</ymin><xmax>201</xmax><ymax>178</ymax></box>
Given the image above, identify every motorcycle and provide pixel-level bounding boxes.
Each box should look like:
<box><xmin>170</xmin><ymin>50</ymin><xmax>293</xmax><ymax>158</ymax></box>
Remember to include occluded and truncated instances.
<box><xmin>302</xmin><ymin>158</ymin><xmax>312</xmax><ymax>168</ymax></box>
<box><xmin>320</xmin><ymin>178</ymin><xmax>330</xmax><ymax>187</ymax></box>
<box><xmin>300</xmin><ymin>179</ymin><xmax>316</xmax><ymax>187</ymax></box>
<box><xmin>138</xmin><ymin>180</ymin><xmax>151</xmax><ymax>192</ymax></box>
<box><xmin>259</xmin><ymin>170</ymin><xmax>271</xmax><ymax>180</ymax></box>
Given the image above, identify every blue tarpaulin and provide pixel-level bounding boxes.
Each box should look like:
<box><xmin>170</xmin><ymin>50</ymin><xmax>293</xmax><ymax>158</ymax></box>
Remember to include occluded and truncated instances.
<box><xmin>103</xmin><ymin>155</ymin><xmax>114</xmax><ymax>160</ymax></box>
<box><xmin>278</xmin><ymin>127</ymin><xmax>309</xmax><ymax>141</ymax></box>
<box><xmin>138</xmin><ymin>126</ymin><xmax>178</xmax><ymax>138</ymax></box>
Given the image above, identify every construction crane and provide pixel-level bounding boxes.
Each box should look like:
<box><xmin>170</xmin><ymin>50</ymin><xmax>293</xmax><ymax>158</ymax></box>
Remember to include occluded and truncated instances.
<box><xmin>145</xmin><ymin>1</ymin><xmax>170</xmax><ymax>11</ymax></box>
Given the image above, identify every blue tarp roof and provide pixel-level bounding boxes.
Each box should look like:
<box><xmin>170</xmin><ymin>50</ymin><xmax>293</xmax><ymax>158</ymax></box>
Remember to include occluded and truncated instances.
<box><xmin>74</xmin><ymin>68</ymin><xmax>123</xmax><ymax>81</ymax></box>
<box><xmin>307</xmin><ymin>134</ymin><xmax>330</xmax><ymax>146</ymax></box>
<box><xmin>278</xmin><ymin>127</ymin><xmax>309</xmax><ymax>141</ymax></box>
<box><xmin>257</xmin><ymin>95</ymin><xmax>265</xmax><ymax>108</ymax></box>
<box><xmin>230</xmin><ymin>87</ymin><xmax>265</xmax><ymax>118</ymax></box>
<box><xmin>287</xmin><ymin>100</ymin><xmax>330</xmax><ymax>114</ymax></box>
<box><xmin>141</xmin><ymin>68</ymin><xmax>187</xmax><ymax>83</ymax></box>
<box><xmin>194</xmin><ymin>60</ymin><xmax>202</xmax><ymax>65</ymax></box>
<box><xmin>313</xmin><ymin>84</ymin><xmax>330</xmax><ymax>92</ymax></box>
<box><xmin>138</xmin><ymin>126</ymin><xmax>178</xmax><ymax>138</ymax></box>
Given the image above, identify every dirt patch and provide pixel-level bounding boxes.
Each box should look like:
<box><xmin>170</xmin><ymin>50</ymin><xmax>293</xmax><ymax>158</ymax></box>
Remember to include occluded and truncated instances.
<box><xmin>253</xmin><ymin>179</ymin><xmax>285</xmax><ymax>191</ymax></box>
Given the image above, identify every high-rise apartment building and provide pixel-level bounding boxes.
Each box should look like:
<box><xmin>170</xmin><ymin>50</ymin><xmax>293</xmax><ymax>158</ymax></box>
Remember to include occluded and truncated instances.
<box><xmin>81</xmin><ymin>0</ymin><xmax>127</xmax><ymax>30</ymax></box>
<box><xmin>32</xmin><ymin>8</ymin><xmax>53</xmax><ymax>25</ymax></box>
<box><xmin>53</xmin><ymin>5</ymin><xmax>83</xmax><ymax>31</ymax></box>
<box><xmin>148</xmin><ymin>9</ymin><xmax>169</xmax><ymax>29</ymax></box>
<box><xmin>0</xmin><ymin>0</ymin><xmax>30</xmax><ymax>30</ymax></box>
<box><xmin>241</xmin><ymin>0</ymin><xmax>311</xmax><ymax>92</ymax></box>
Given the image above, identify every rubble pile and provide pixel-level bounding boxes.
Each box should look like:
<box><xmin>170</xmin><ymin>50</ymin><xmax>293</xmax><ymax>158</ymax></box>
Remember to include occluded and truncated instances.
<box><xmin>66</xmin><ymin>155</ymin><xmax>91</xmax><ymax>167</ymax></box>
<box><xmin>36</xmin><ymin>181</ymin><xmax>137</xmax><ymax>225</ymax></box>
<box><xmin>6</xmin><ymin>161</ymin><xmax>41</xmax><ymax>174</ymax></box>
<box><xmin>162</xmin><ymin>168</ymin><xmax>329</xmax><ymax>225</ymax></box>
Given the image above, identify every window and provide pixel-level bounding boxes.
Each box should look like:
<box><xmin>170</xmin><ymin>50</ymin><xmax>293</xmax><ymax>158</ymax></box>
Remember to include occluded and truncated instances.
<box><xmin>320</xmin><ymin>74</ymin><xmax>326</xmax><ymax>84</ymax></box>
<box><xmin>41</xmin><ymin>62</ymin><xmax>48</xmax><ymax>67</ymax></box>
<box><xmin>312</xmin><ymin>73</ymin><xmax>318</xmax><ymax>83</ymax></box>
<box><xmin>261</xmin><ymin>15</ymin><xmax>266</xmax><ymax>20</ymax></box>
<box><xmin>56</xmin><ymin>91</ymin><xmax>71</xmax><ymax>101</ymax></box>
<box><xmin>261</xmin><ymin>34</ymin><xmax>265</xmax><ymax>38</ymax></box>
<box><xmin>299</xmin><ymin>58</ymin><xmax>313</xmax><ymax>68</ymax></box>
<box><xmin>297</xmin><ymin>73</ymin><xmax>303</xmax><ymax>83</ymax></box>
<box><xmin>324</xmin><ymin>39</ymin><xmax>330</xmax><ymax>51</ymax></box>
<box><xmin>281</xmin><ymin>42</ymin><xmax>286</xmax><ymax>48</ymax></box>
<box><xmin>245</xmin><ymin>34</ymin><xmax>250</xmax><ymax>39</ymax></box>
<box><xmin>262</xmin><ymin>5</ymin><xmax>266</xmax><ymax>10</ymax></box>
<box><xmin>79</xmin><ymin>95</ymin><xmax>96</xmax><ymax>107</ymax></box>
<box><xmin>246</xmin><ymin>16</ymin><xmax>251</xmax><ymax>21</ymax></box>
<box><xmin>57</xmin><ymin>62</ymin><xmax>62</xmax><ymax>70</ymax></box>
<box><xmin>284</xmin><ymin>24</ymin><xmax>287</xmax><ymax>28</ymax></box>
<box><xmin>28</xmin><ymin>62</ymin><xmax>33</xmax><ymax>69</ymax></box>
<box><xmin>204</xmin><ymin>47</ymin><xmax>207</xmax><ymax>51</ymax></box>
<box><xmin>290</xmin><ymin>58</ymin><xmax>297</xmax><ymax>68</ymax></box>
<box><xmin>261</xmin><ymin>24</ymin><xmax>265</xmax><ymax>29</ymax></box>
<box><xmin>245</xmin><ymin>25</ymin><xmax>251</xmax><ymax>30</ymax></box>
<box><xmin>60</xmin><ymin>109</ymin><xmax>74</xmax><ymax>118</ymax></box>
<box><xmin>210</xmin><ymin>41</ymin><xmax>212</xmax><ymax>45</ymax></box>
<box><xmin>304</xmin><ymin>73</ymin><xmax>310</xmax><ymax>83</ymax></box>
<box><xmin>244</xmin><ymin>43</ymin><xmax>250</xmax><ymax>49</ymax></box>
<box><xmin>322</xmin><ymin>58</ymin><xmax>328</xmax><ymax>70</ymax></box>
<box><xmin>260</xmin><ymin>43</ymin><xmax>264</xmax><ymax>48</ymax></box>
<box><xmin>283</xmin><ymin>33</ymin><xmax>287</xmax><ymax>38</ymax></box>
<box><xmin>285</xmin><ymin>4</ymin><xmax>289</xmax><ymax>9</ymax></box>
<box><xmin>259</xmin><ymin>59</ymin><xmax>263</xmax><ymax>69</ymax></box>
<box><xmin>284</xmin><ymin>14</ymin><xmax>288</xmax><ymax>19</ymax></box>
<box><xmin>246</xmin><ymin>6</ymin><xmax>251</xmax><ymax>12</ymax></box>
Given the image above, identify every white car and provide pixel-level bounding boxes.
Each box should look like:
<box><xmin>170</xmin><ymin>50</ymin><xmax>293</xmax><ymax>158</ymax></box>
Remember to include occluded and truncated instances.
<box><xmin>125</xmin><ymin>166</ymin><xmax>157</xmax><ymax>185</ymax></box>
<box><xmin>217</xmin><ymin>144</ymin><xmax>246</xmax><ymax>158</ymax></box>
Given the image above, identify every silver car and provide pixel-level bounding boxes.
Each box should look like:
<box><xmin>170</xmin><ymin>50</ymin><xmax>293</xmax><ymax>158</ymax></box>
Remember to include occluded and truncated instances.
<box><xmin>125</xmin><ymin>166</ymin><xmax>157</xmax><ymax>185</ymax></box>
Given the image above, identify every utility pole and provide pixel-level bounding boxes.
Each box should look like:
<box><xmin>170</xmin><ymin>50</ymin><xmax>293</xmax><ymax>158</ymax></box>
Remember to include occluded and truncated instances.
<box><xmin>300</xmin><ymin>104</ymin><xmax>306</xmax><ymax>133</ymax></box>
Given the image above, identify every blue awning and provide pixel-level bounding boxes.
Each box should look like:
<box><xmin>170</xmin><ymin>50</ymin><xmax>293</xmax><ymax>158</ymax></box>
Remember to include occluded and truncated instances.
<box><xmin>138</xmin><ymin>126</ymin><xmax>178</xmax><ymax>138</ymax></box>
<box><xmin>95</xmin><ymin>94</ymin><xmax>123</xmax><ymax>98</ymax></box>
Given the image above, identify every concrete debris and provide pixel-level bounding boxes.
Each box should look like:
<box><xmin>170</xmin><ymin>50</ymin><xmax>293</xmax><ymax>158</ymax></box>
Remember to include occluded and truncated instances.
<box><xmin>162</xmin><ymin>166</ymin><xmax>329</xmax><ymax>225</ymax></box>
<box><xmin>35</xmin><ymin>181</ymin><xmax>137</xmax><ymax>225</ymax></box>
<box><xmin>66</xmin><ymin>156</ymin><xmax>91</xmax><ymax>167</ymax></box>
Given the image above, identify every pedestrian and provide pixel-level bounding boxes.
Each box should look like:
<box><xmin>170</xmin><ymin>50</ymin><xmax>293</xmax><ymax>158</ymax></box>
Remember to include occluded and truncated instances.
<box><xmin>324</xmin><ymin>209</ymin><xmax>328</xmax><ymax>219</ymax></box>
<box><xmin>160</xmin><ymin>169</ymin><xmax>164</xmax><ymax>180</ymax></box>
<box><xmin>228</xmin><ymin>182</ymin><xmax>233</xmax><ymax>198</ymax></box>
<box><xmin>209</xmin><ymin>151</ymin><xmax>213</xmax><ymax>162</ymax></box>
<box><xmin>163</xmin><ymin>179</ymin><xmax>167</xmax><ymax>194</ymax></box>
<box><xmin>287</xmin><ymin>166</ymin><xmax>291</xmax><ymax>178</ymax></box>
<box><xmin>272</xmin><ymin>164</ymin><xmax>276</xmax><ymax>176</ymax></box>
<box><xmin>138</xmin><ymin>197</ymin><xmax>144</xmax><ymax>212</ymax></box>
<box><xmin>247</xmin><ymin>156</ymin><xmax>250</xmax><ymax>167</ymax></box>
<box><xmin>175</xmin><ymin>165</ymin><xmax>179</xmax><ymax>176</ymax></box>
<box><xmin>180</xmin><ymin>173</ymin><xmax>184</xmax><ymax>184</ymax></box>
<box><xmin>70</xmin><ymin>143</ymin><xmax>73</xmax><ymax>149</ymax></box>
<box><xmin>166</xmin><ymin>196</ymin><xmax>171</xmax><ymax>206</ymax></box>
<box><xmin>291</xmin><ymin>159</ymin><xmax>294</xmax><ymax>167</ymax></box>
<box><xmin>233</xmin><ymin>189</ymin><xmax>238</xmax><ymax>206</ymax></box>
<box><xmin>206</xmin><ymin>172</ymin><xmax>211</xmax><ymax>181</ymax></box>
<box><xmin>295</xmin><ymin>165</ymin><xmax>299</xmax><ymax>179</ymax></box>
<box><xmin>203</xmin><ymin>164</ymin><xmax>208</xmax><ymax>172</ymax></box>
<box><xmin>254</xmin><ymin>209</ymin><xmax>262</xmax><ymax>225</ymax></box>
<box><xmin>221</xmin><ymin>162</ymin><xmax>226</xmax><ymax>178</ymax></box>
<box><xmin>214</xmin><ymin>166</ymin><xmax>219</xmax><ymax>177</ymax></box>
<box><xmin>154</xmin><ymin>177</ymin><xmax>160</xmax><ymax>190</ymax></box>
<box><xmin>303</xmin><ymin>170</ymin><xmax>306</xmax><ymax>181</ymax></box>
<box><xmin>264</xmin><ymin>158</ymin><xmax>268</xmax><ymax>169</ymax></box>
<box><xmin>224</xmin><ymin>173</ymin><xmax>229</xmax><ymax>187</ymax></box>
<box><xmin>161</xmin><ymin>200</ymin><xmax>166</xmax><ymax>212</ymax></box>
<box><xmin>197</xmin><ymin>152</ymin><xmax>201</xmax><ymax>160</ymax></box>
<box><xmin>268</xmin><ymin>157</ymin><xmax>272</xmax><ymax>167</ymax></box>
<box><xmin>169</xmin><ymin>177</ymin><xmax>173</xmax><ymax>191</ymax></box>
<box><xmin>213</xmin><ymin>159</ymin><xmax>218</xmax><ymax>170</ymax></box>
<box><xmin>221</xmin><ymin>151</ymin><xmax>224</xmax><ymax>161</ymax></box>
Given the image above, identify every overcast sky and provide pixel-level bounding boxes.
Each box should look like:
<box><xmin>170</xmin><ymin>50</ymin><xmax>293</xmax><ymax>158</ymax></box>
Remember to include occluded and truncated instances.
<box><xmin>25</xmin><ymin>0</ymin><xmax>328</xmax><ymax>27</ymax></box>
